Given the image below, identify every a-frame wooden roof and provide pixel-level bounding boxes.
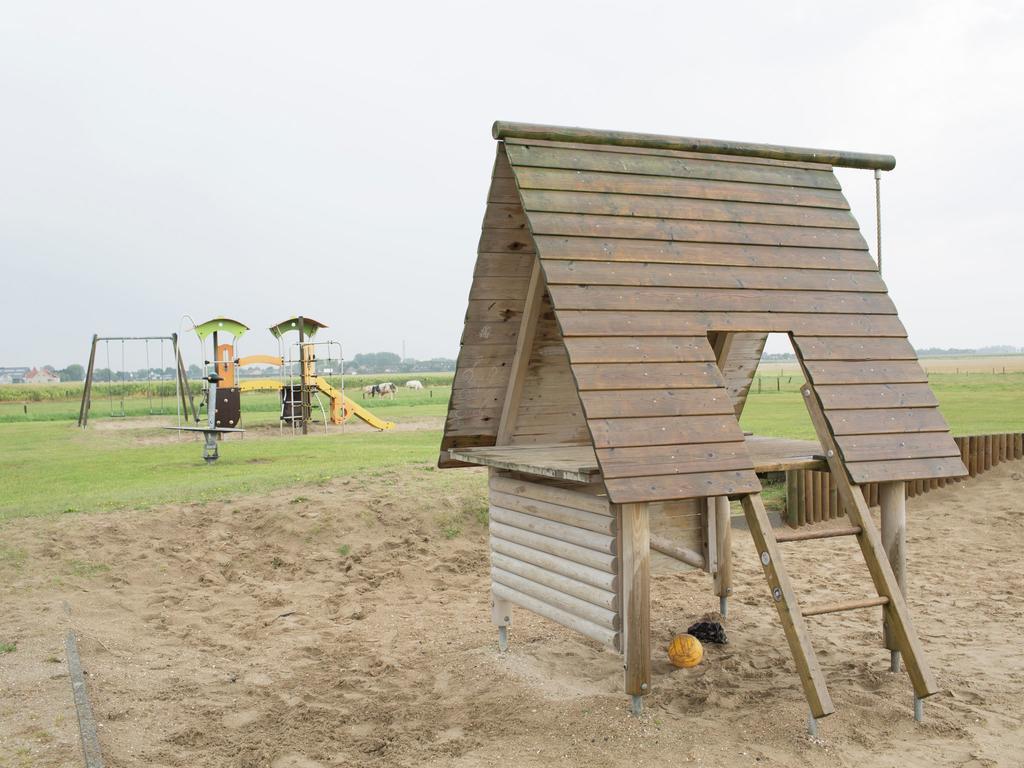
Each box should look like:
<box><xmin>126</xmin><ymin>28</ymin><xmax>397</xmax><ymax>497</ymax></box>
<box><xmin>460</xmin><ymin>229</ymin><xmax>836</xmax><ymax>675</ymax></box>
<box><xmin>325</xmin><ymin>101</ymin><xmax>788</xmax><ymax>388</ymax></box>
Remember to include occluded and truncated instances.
<box><xmin>440</xmin><ymin>122</ymin><xmax>967</xmax><ymax>504</ymax></box>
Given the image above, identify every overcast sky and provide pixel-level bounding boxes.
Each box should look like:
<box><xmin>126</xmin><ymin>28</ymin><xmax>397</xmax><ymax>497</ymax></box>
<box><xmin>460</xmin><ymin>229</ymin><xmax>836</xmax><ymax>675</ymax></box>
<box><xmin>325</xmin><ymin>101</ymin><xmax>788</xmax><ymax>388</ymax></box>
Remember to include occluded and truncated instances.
<box><xmin>1</xmin><ymin>1</ymin><xmax>1021</xmax><ymax>368</ymax></box>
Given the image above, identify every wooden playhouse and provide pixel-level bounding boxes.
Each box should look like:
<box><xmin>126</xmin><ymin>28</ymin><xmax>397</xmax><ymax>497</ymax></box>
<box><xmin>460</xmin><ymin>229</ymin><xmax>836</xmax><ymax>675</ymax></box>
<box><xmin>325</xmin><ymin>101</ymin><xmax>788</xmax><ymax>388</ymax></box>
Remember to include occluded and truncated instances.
<box><xmin>438</xmin><ymin>122</ymin><xmax>967</xmax><ymax>723</ymax></box>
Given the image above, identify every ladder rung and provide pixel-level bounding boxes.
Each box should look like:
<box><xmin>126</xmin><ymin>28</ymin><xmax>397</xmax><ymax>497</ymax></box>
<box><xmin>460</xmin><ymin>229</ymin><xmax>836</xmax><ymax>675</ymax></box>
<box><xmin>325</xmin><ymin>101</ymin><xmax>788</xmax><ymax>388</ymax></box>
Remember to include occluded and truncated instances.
<box><xmin>802</xmin><ymin>596</ymin><xmax>889</xmax><ymax>618</ymax></box>
<box><xmin>775</xmin><ymin>526</ymin><xmax>861</xmax><ymax>543</ymax></box>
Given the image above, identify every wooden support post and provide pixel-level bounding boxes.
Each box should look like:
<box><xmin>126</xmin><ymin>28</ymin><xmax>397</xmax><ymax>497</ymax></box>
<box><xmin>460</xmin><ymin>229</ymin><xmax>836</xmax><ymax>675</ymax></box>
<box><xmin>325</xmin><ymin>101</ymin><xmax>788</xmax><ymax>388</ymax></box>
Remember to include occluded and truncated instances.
<box><xmin>828</xmin><ymin>473</ymin><xmax>839</xmax><ymax>521</ymax></box>
<box><xmin>78</xmin><ymin>334</ymin><xmax>99</xmax><ymax>428</ymax></box>
<box><xmin>618</xmin><ymin>502</ymin><xmax>651</xmax><ymax>711</ymax></box>
<box><xmin>703</xmin><ymin>497</ymin><xmax>717</xmax><ymax>577</ymax></box>
<box><xmin>793</xmin><ymin>346</ymin><xmax>939</xmax><ymax>701</ymax></box>
<box><xmin>489</xmin><ymin>468</ymin><xmax>512</xmax><ymax>652</ymax></box>
<box><xmin>176</xmin><ymin>343</ymin><xmax>198</xmax><ymax>423</ymax></box>
<box><xmin>713</xmin><ymin>496</ymin><xmax>732</xmax><ymax>617</ymax></box>
<box><xmin>879</xmin><ymin>481</ymin><xmax>907</xmax><ymax>666</ymax></box>
<box><xmin>796</xmin><ymin>470</ymin><xmax>806</xmax><ymax>526</ymax></box>
<box><xmin>741</xmin><ymin>493</ymin><xmax>834</xmax><ymax>718</ymax></box>
<box><xmin>495</xmin><ymin>259</ymin><xmax>544</xmax><ymax>446</ymax></box>
<box><xmin>984</xmin><ymin>435</ymin><xmax>993</xmax><ymax>472</ymax></box>
<box><xmin>804</xmin><ymin>470</ymin><xmax>814</xmax><ymax>524</ymax></box>
<box><xmin>786</xmin><ymin>471</ymin><xmax>798</xmax><ymax>528</ymax></box>
<box><xmin>812</xmin><ymin>471</ymin><xmax>823</xmax><ymax>523</ymax></box>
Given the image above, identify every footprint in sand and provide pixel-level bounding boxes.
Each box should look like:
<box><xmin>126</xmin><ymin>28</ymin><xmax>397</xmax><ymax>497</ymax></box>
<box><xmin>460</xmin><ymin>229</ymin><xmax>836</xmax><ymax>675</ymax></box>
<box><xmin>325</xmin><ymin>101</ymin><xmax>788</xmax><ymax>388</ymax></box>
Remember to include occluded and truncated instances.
<box><xmin>243</xmin><ymin>671</ymin><xmax>273</xmax><ymax>687</ymax></box>
<box><xmin>222</xmin><ymin>709</ymin><xmax>259</xmax><ymax>729</ymax></box>
<box><xmin>271</xmin><ymin>755</ymin><xmax>325</xmax><ymax>768</ymax></box>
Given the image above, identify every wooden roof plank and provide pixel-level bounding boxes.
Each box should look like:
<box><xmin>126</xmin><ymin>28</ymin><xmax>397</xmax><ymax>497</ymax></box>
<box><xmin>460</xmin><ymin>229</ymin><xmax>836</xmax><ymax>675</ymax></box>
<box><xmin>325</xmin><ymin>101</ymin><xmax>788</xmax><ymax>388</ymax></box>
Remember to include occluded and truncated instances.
<box><xmin>562</xmin><ymin>336</ymin><xmax>715</xmax><ymax>364</ymax></box>
<box><xmin>542</xmin><ymin>260</ymin><xmax>889</xmax><ymax>293</ymax></box>
<box><xmin>816</xmin><ymin>383</ymin><xmax>939</xmax><ymax>410</ymax></box>
<box><xmin>605</xmin><ymin>469</ymin><xmax>762</xmax><ymax>504</ymax></box>
<box><xmin>589</xmin><ymin>414</ymin><xmax>746</xmax><ymax>449</ymax></box>
<box><xmin>556</xmin><ymin>310</ymin><xmax>908</xmax><ymax>337</ymax></box>
<box><xmin>533</xmin><ymin>236</ymin><xmax>880</xmax><ymax>271</ymax></box>
<box><xmin>513</xmin><ymin>167</ymin><xmax>850</xmax><ymax>207</ymax></box>
<box><xmin>503</xmin><ymin>136</ymin><xmax>838</xmax><ymax>170</ymax></box>
<box><xmin>793</xmin><ymin>336</ymin><xmax>917</xmax><ymax>361</ymax></box>
<box><xmin>504</xmin><ymin>143</ymin><xmax>843</xmax><ymax>189</ymax></box>
<box><xmin>836</xmin><ymin>432</ymin><xmax>964</xmax><ymax>463</ymax></box>
<box><xmin>846</xmin><ymin>456</ymin><xmax>968</xmax><ymax>483</ymax></box>
<box><xmin>598</xmin><ymin>441</ymin><xmax>753</xmax><ymax>479</ymax></box>
<box><xmin>827</xmin><ymin>407</ymin><xmax>950</xmax><ymax>436</ymax></box>
<box><xmin>804</xmin><ymin>360</ymin><xmax>928</xmax><ymax>385</ymax></box>
<box><xmin>572</xmin><ymin>362</ymin><xmax>724</xmax><ymax>391</ymax></box>
<box><xmin>579</xmin><ymin>388</ymin><xmax>737</xmax><ymax>419</ymax></box>
<box><xmin>528</xmin><ymin>212</ymin><xmax>869</xmax><ymax>250</ymax></box>
<box><xmin>520</xmin><ymin>189</ymin><xmax>859</xmax><ymax>229</ymax></box>
<box><xmin>548</xmin><ymin>286</ymin><xmax>897</xmax><ymax>314</ymax></box>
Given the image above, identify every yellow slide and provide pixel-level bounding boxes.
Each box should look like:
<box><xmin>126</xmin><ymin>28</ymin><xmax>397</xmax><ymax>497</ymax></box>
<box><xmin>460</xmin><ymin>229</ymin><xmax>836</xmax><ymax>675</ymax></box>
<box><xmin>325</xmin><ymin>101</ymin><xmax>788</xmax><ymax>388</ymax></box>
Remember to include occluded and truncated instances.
<box><xmin>316</xmin><ymin>380</ymin><xmax>395</xmax><ymax>431</ymax></box>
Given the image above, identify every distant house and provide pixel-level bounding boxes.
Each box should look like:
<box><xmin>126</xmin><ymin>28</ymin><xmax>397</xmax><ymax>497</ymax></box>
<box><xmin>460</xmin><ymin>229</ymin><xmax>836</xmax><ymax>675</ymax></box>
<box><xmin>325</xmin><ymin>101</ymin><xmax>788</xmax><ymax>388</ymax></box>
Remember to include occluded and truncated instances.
<box><xmin>0</xmin><ymin>366</ymin><xmax>30</xmax><ymax>384</ymax></box>
<box><xmin>24</xmin><ymin>367</ymin><xmax>60</xmax><ymax>384</ymax></box>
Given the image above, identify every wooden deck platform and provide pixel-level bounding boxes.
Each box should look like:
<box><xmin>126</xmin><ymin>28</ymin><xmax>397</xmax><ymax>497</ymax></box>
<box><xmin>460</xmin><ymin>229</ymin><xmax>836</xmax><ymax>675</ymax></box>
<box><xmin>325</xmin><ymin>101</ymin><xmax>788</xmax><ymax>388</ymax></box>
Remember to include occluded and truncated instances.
<box><xmin>449</xmin><ymin>436</ymin><xmax>826</xmax><ymax>483</ymax></box>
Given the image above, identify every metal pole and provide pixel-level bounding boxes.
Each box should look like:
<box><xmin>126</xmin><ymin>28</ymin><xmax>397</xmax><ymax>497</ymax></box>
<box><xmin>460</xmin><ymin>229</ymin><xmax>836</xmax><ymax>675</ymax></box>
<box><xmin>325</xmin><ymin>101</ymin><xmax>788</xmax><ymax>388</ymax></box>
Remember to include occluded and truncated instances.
<box><xmin>173</xmin><ymin>333</ymin><xmax>182</xmax><ymax>429</ymax></box>
<box><xmin>298</xmin><ymin>316</ymin><xmax>308</xmax><ymax>435</ymax></box>
<box><xmin>875</xmin><ymin>169</ymin><xmax>882</xmax><ymax>274</ymax></box>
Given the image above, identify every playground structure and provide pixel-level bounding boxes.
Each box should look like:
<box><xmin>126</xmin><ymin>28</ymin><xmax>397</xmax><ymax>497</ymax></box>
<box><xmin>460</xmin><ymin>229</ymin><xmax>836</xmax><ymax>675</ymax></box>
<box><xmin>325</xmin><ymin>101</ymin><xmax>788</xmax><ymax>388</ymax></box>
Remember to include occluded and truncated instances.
<box><xmin>77</xmin><ymin>315</ymin><xmax>394</xmax><ymax>440</ymax></box>
<box><xmin>190</xmin><ymin>315</ymin><xmax>395</xmax><ymax>434</ymax></box>
<box><xmin>439</xmin><ymin>121</ymin><xmax>971</xmax><ymax>730</ymax></box>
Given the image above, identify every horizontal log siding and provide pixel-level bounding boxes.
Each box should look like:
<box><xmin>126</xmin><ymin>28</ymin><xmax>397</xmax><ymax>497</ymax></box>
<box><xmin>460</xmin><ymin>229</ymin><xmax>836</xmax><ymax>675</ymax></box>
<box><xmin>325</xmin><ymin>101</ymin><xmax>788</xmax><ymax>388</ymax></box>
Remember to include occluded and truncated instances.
<box><xmin>488</xmin><ymin>474</ymin><xmax>621</xmax><ymax>649</ymax></box>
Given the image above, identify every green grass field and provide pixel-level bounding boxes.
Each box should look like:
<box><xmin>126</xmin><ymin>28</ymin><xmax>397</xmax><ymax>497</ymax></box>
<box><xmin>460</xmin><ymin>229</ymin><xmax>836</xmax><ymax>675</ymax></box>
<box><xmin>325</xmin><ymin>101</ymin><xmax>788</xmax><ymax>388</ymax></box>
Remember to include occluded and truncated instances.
<box><xmin>0</xmin><ymin>368</ymin><xmax>1020</xmax><ymax>523</ymax></box>
<box><xmin>740</xmin><ymin>372</ymin><xmax>1024</xmax><ymax>438</ymax></box>
<box><xmin>0</xmin><ymin>380</ymin><xmax>453</xmax><ymax>423</ymax></box>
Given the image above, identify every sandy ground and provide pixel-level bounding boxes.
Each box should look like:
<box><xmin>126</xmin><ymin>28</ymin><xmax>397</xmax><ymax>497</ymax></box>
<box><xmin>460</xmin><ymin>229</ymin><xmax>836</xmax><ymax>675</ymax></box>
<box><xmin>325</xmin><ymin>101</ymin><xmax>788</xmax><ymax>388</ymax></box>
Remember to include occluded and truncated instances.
<box><xmin>2</xmin><ymin>463</ymin><xmax>1023</xmax><ymax>767</ymax></box>
<box><xmin>89</xmin><ymin>414</ymin><xmax>445</xmax><ymax>444</ymax></box>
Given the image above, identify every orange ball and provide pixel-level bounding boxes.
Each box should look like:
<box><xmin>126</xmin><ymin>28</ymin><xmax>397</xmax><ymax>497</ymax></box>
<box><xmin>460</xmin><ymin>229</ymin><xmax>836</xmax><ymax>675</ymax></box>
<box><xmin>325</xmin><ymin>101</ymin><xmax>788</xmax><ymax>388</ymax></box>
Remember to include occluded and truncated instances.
<box><xmin>667</xmin><ymin>633</ymin><xmax>704</xmax><ymax>668</ymax></box>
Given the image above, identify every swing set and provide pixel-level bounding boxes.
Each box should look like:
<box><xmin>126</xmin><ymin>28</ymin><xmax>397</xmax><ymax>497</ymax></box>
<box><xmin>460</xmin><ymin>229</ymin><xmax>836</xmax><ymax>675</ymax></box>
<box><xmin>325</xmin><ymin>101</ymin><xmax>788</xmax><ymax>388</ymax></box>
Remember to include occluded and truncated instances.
<box><xmin>77</xmin><ymin>334</ymin><xmax>195</xmax><ymax>427</ymax></box>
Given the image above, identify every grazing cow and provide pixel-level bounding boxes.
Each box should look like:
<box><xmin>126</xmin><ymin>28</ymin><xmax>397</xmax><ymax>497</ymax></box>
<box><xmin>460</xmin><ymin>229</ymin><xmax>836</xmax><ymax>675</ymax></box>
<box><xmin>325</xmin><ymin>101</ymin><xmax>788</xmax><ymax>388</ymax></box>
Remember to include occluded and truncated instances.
<box><xmin>378</xmin><ymin>382</ymin><xmax>397</xmax><ymax>399</ymax></box>
<box><xmin>362</xmin><ymin>385</ymin><xmax>376</xmax><ymax>399</ymax></box>
<box><xmin>405</xmin><ymin>380</ymin><xmax>424</xmax><ymax>390</ymax></box>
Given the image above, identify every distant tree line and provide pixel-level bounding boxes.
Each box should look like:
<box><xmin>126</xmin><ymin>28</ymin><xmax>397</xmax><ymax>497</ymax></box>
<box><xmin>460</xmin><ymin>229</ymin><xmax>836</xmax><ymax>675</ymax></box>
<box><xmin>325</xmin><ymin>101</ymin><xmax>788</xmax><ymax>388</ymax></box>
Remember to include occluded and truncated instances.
<box><xmin>915</xmin><ymin>345</ymin><xmax>1023</xmax><ymax>356</ymax></box>
<box><xmin>761</xmin><ymin>345</ymin><xmax>1022</xmax><ymax>363</ymax></box>
<box><xmin>347</xmin><ymin>351</ymin><xmax>456</xmax><ymax>374</ymax></box>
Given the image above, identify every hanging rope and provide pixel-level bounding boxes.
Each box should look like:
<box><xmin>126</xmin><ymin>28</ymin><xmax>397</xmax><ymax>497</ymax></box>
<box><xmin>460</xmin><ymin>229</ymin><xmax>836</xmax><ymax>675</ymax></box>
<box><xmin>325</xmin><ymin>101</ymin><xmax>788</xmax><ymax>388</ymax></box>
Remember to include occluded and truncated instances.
<box><xmin>145</xmin><ymin>339</ymin><xmax>153</xmax><ymax>414</ymax></box>
<box><xmin>105</xmin><ymin>340</ymin><xmax>114</xmax><ymax>416</ymax></box>
<box><xmin>159</xmin><ymin>338</ymin><xmax>166</xmax><ymax>415</ymax></box>
<box><xmin>875</xmin><ymin>169</ymin><xmax>882</xmax><ymax>274</ymax></box>
<box><xmin>120</xmin><ymin>340</ymin><xmax>126</xmax><ymax>416</ymax></box>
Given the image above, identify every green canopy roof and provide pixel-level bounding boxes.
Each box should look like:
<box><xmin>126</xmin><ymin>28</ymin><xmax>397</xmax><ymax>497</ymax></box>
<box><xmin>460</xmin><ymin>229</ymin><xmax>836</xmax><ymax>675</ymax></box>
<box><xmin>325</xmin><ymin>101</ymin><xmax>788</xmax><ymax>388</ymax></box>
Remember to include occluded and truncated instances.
<box><xmin>268</xmin><ymin>316</ymin><xmax>328</xmax><ymax>339</ymax></box>
<box><xmin>193</xmin><ymin>317</ymin><xmax>249</xmax><ymax>342</ymax></box>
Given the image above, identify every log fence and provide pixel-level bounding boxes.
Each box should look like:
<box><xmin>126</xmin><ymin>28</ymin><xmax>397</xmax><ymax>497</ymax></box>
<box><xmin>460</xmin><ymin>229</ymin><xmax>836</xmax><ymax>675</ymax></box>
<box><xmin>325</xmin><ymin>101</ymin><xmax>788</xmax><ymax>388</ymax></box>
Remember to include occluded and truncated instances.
<box><xmin>784</xmin><ymin>432</ymin><xmax>1024</xmax><ymax>527</ymax></box>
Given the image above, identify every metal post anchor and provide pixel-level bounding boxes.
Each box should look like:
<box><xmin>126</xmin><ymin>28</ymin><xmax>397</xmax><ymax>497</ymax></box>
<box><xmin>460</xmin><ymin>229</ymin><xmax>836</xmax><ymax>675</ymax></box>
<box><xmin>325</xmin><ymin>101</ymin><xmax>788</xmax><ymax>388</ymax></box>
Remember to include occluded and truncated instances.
<box><xmin>720</xmin><ymin>595</ymin><xmax>729</xmax><ymax>619</ymax></box>
<box><xmin>630</xmin><ymin>695</ymin><xmax>643</xmax><ymax>716</ymax></box>
<box><xmin>807</xmin><ymin>711</ymin><xmax>818</xmax><ymax>737</ymax></box>
<box><xmin>890</xmin><ymin>650</ymin><xmax>901</xmax><ymax>673</ymax></box>
<box><xmin>914</xmin><ymin>696</ymin><xmax>924</xmax><ymax>722</ymax></box>
<box><xmin>497</xmin><ymin>625</ymin><xmax>508</xmax><ymax>652</ymax></box>
<box><xmin>202</xmin><ymin>431</ymin><xmax>219</xmax><ymax>463</ymax></box>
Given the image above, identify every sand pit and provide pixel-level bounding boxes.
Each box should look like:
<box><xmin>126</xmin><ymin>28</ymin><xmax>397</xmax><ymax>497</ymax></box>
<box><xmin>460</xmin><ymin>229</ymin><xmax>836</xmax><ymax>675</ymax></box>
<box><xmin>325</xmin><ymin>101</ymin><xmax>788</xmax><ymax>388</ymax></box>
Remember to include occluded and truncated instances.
<box><xmin>1</xmin><ymin>463</ymin><xmax>1022</xmax><ymax>767</ymax></box>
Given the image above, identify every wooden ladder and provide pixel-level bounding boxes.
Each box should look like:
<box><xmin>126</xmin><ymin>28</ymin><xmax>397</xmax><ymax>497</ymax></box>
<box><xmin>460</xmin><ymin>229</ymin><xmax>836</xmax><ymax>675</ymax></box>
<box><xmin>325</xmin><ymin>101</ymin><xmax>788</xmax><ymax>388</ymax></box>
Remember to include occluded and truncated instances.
<box><xmin>740</xmin><ymin>485</ymin><xmax>939</xmax><ymax>725</ymax></box>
